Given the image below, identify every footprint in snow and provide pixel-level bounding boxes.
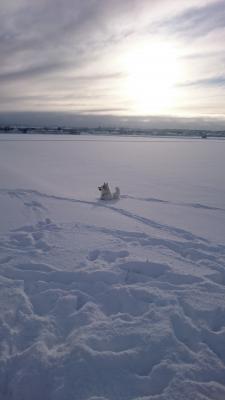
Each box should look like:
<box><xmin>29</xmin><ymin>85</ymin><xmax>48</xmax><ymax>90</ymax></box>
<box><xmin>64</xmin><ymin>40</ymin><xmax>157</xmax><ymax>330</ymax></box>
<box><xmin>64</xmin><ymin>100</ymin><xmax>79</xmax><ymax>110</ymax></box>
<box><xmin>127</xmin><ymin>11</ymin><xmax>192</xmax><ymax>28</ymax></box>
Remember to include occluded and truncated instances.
<box><xmin>88</xmin><ymin>249</ymin><xmax>129</xmax><ymax>263</ymax></box>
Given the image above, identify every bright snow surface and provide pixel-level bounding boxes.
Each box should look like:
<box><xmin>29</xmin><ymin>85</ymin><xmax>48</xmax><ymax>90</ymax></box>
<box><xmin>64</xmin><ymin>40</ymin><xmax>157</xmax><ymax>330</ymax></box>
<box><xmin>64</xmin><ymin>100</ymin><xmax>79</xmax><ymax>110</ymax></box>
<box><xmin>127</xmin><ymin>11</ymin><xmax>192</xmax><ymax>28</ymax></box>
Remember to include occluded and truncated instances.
<box><xmin>0</xmin><ymin>134</ymin><xmax>225</xmax><ymax>400</ymax></box>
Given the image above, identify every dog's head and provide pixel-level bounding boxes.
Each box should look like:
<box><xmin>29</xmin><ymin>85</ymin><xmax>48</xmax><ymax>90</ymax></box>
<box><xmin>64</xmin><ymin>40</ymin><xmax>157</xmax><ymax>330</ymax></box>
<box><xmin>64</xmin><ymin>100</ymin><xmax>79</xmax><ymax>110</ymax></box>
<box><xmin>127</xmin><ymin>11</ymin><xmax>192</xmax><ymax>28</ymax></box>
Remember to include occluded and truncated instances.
<box><xmin>98</xmin><ymin>182</ymin><xmax>108</xmax><ymax>192</ymax></box>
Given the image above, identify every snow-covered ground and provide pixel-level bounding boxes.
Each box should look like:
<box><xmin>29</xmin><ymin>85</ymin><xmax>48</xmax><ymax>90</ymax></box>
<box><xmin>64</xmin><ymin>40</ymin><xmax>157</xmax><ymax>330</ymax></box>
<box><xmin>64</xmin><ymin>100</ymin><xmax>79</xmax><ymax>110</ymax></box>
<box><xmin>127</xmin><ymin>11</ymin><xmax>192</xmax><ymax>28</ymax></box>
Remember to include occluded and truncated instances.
<box><xmin>0</xmin><ymin>134</ymin><xmax>225</xmax><ymax>400</ymax></box>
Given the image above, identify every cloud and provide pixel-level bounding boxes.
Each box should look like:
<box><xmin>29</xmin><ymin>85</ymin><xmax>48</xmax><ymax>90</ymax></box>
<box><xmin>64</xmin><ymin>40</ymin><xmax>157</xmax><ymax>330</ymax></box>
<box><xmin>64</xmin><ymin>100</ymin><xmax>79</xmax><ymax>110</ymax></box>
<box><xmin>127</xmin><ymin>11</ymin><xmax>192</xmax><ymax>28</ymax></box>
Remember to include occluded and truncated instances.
<box><xmin>0</xmin><ymin>0</ymin><xmax>225</xmax><ymax>123</ymax></box>
<box><xmin>179</xmin><ymin>76</ymin><xmax>225</xmax><ymax>88</ymax></box>
<box><xmin>0</xmin><ymin>61</ymin><xmax>67</xmax><ymax>82</ymax></box>
<box><xmin>0</xmin><ymin>111</ymin><xmax>225</xmax><ymax>130</ymax></box>
<box><xmin>158</xmin><ymin>1</ymin><xmax>225</xmax><ymax>38</ymax></box>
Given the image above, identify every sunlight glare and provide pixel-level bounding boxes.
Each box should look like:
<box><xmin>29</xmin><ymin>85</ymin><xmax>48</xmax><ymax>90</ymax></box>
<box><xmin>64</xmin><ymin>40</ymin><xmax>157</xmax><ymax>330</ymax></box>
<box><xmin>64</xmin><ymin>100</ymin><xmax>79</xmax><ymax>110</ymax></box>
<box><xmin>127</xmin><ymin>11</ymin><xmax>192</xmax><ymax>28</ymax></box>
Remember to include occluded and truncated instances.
<box><xmin>123</xmin><ymin>42</ymin><xmax>180</xmax><ymax>115</ymax></box>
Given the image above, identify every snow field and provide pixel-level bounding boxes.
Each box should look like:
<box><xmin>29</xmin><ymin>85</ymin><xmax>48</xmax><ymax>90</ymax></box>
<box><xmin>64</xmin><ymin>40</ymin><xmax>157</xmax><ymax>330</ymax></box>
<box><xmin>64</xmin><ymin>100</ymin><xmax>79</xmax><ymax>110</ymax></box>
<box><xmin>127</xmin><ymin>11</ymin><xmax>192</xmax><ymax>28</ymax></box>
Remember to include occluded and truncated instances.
<box><xmin>0</xmin><ymin>135</ymin><xmax>225</xmax><ymax>399</ymax></box>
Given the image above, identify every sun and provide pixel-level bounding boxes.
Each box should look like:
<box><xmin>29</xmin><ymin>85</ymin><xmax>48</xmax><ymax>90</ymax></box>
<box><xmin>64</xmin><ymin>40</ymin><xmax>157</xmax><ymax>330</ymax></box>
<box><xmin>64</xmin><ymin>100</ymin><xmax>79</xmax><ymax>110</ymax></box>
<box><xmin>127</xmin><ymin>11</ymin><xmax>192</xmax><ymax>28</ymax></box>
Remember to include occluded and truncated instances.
<box><xmin>122</xmin><ymin>42</ymin><xmax>180</xmax><ymax>115</ymax></box>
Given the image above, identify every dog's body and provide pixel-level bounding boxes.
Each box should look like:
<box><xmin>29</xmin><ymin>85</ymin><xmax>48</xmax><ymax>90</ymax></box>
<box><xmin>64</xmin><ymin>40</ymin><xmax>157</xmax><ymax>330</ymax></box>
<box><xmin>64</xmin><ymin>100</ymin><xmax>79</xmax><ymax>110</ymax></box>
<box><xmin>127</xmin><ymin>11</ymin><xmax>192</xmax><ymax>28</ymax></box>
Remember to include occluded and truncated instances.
<box><xmin>98</xmin><ymin>183</ymin><xmax>120</xmax><ymax>200</ymax></box>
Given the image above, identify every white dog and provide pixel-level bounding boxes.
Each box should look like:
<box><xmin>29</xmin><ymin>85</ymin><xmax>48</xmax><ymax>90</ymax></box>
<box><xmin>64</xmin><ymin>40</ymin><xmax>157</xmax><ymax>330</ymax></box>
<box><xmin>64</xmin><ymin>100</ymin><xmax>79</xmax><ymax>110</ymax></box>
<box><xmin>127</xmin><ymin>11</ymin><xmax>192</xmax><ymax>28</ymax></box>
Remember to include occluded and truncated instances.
<box><xmin>98</xmin><ymin>182</ymin><xmax>120</xmax><ymax>200</ymax></box>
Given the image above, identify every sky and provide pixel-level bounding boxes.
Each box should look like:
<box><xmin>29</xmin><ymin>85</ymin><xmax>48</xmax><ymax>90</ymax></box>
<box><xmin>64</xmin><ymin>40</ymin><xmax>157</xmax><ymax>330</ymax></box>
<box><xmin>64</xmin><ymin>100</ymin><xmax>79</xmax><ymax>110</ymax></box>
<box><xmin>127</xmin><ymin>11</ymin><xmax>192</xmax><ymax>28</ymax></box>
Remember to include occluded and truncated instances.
<box><xmin>1</xmin><ymin>0</ymin><xmax>225</xmax><ymax>129</ymax></box>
